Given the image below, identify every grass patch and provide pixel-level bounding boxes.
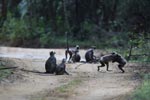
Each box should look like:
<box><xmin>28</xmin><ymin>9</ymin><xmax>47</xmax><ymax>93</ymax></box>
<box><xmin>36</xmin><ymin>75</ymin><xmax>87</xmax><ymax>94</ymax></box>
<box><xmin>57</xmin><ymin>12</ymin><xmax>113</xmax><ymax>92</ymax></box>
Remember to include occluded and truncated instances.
<box><xmin>56</xmin><ymin>79</ymin><xmax>82</xmax><ymax>93</ymax></box>
<box><xmin>0</xmin><ymin>65</ymin><xmax>13</xmax><ymax>81</ymax></box>
<box><xmin>37</xmin><ymin>79</ymin><xmax>82</xmax><ymax>100</ymax></box>
<box><xmin>130</xmin><ymin>74</ymin><xmax>150</xmax><ymax>100</ymax></box>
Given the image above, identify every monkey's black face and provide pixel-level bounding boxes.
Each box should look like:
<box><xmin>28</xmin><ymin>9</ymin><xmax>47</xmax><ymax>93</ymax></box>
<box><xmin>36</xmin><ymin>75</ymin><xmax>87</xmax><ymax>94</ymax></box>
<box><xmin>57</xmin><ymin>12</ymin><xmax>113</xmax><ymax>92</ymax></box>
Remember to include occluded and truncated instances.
<box><xmin>50</xmin><ymin>51</ymin><xmax>55</xmax><ymax>56</ymax></box>
<box><xmin>76</xmin><ymin>47</ymin><xmax>79</xmax><ymax>50</ymax></box>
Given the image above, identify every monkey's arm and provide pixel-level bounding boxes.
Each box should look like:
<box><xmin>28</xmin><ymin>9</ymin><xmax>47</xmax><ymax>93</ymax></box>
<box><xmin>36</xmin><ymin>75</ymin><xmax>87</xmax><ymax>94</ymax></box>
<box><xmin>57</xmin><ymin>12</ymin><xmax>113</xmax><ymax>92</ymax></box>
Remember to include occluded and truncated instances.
<box><xmin>106</xmin><ymin>62</ymin><xmax>113</xmax><ymax>71</ymax></box>
<box><xmin>97</xmin><ymin>61</ymin><xmax>105</xmax><ymax>71</ymax></box>
<box><xmin>118</xmin><ymin>64</ymin><xmax>125</xmax><ymax>73</ymax></box>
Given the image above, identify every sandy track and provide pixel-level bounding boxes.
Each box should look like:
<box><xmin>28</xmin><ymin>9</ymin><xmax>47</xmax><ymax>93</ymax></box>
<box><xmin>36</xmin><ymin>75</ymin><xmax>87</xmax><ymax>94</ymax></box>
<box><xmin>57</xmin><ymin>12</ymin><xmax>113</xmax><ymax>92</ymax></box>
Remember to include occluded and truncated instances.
<box><xmin>0</xmin><ymin>47</ymin><xmax>139</xmax><ymax>100</ymax></box>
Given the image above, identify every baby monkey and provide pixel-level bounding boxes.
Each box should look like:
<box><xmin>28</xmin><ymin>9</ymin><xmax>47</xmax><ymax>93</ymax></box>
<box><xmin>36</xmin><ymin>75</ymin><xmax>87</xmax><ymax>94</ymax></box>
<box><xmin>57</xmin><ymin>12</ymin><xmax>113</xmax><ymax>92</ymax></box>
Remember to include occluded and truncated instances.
<box><xmin>97</xmin><ymin>52</ymin><xmax>127</xmax><ymax>73</ymax></box>
<box><xmin>55</xmin><ymin>59</ymin><xmax>69</xmax><ymax>75</ymax></box>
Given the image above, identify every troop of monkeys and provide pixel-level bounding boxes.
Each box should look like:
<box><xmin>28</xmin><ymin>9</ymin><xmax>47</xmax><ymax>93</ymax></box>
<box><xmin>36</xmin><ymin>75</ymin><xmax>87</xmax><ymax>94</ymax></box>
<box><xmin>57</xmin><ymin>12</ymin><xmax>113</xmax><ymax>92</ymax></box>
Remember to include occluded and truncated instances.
<box><xmin>45</xmin><ymin>45</ymin><xmax>127</xmax><ymax>75</ymax></box>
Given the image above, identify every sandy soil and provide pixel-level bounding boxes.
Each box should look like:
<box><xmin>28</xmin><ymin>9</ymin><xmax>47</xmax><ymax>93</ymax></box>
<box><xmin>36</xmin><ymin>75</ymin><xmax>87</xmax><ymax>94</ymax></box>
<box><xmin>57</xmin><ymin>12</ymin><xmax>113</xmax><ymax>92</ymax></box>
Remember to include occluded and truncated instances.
<box><xmin>0</xmin><ymin>47</ymin><xmax>140</xmax><ymax>100</ymax></box>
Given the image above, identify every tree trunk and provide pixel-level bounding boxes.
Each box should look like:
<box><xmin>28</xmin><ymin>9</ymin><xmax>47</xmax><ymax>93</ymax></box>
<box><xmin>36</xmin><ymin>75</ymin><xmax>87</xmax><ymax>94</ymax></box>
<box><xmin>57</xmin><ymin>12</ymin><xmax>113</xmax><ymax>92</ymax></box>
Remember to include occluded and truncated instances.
<box><xmin>111</xmin><ymin>0</ymin><xmax>118</xmax><ymax>22</ymax></box>
<box><xmin>63</xmin><ymin>0</ymin><xmax>70</xmax><ymax>31</ymax></box>
<box><xmin>127</xmin><ymin>44</ymin><xmax>133</xmax><ymax>61</ymax></box>
<box><xmin>1</xmin><ymin>0</ymin><xmax>7</xmax><ymax>19</ymax></box>
<box><xmin>0</xmin><ymin>0</ymin><xmax>7</xmax><ymax>26</ymax></box>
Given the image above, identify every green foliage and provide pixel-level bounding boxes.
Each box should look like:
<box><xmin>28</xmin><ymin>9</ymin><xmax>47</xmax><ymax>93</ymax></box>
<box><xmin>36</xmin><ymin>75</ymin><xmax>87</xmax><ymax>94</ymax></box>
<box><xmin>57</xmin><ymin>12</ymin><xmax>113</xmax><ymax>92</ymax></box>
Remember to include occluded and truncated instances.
<box><xmin>0</xmin><ymin>0</ymin><xmax>150</xmax><ymax>57</ymax></box>
<box><xmin>0</xmin><ymin>65</ymin><xmax>13</xmax><ymax>80</ymax></box>
<box><xmin>40</xmin><ymin>34</ymin><xmax>67</xmax><ymax>48</ymax></box>
<box><xmin>1</xmin><ymin>14</ymin><xmax>30</xmax><ymax>46</ymax></box>
<box><xmin>75</xmin><ymin>21</ymin><xmax>96</xmax><ymax>40</ymax></box>
<box><xmin>131</xmin><ymin>74</ymin><xmax>150</xmax><ymax>100</ymax></box>
<box><xmin>39</xmin><ymin>33</ymin><xmax>52</xmax><ymax>48</ymax></box>
<box><xmin>126</xmin><ymin>32</ymin><xmax>150</xmax><ymax>62</ymax></box>
<box><xmin>56</xmin><ymin>79</ymin><xmax>81</xmax><ymax>93</ymax></box>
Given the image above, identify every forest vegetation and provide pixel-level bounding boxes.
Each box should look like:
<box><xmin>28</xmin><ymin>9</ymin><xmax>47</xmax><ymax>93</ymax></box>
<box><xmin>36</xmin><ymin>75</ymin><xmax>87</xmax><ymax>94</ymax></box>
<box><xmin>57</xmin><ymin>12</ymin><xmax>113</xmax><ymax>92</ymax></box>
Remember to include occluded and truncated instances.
<box><xmin>0</xmin><ymin>0</ymin><xmax>149</xmax><ymax>47</ymax></box>
<box><xmin>0</xmin><ymin>1</ymin><xmax>150</xmax><ymax>99</ymax></box>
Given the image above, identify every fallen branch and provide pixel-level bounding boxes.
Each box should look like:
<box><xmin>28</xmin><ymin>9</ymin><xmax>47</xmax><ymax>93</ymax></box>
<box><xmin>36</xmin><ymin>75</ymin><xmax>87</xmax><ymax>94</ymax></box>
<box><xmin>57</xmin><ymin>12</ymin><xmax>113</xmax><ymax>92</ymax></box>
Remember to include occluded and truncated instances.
<box><xmin>0</xmin><ymin>67</ymin><xmax>18</xmax><ymax>70</ymax></box>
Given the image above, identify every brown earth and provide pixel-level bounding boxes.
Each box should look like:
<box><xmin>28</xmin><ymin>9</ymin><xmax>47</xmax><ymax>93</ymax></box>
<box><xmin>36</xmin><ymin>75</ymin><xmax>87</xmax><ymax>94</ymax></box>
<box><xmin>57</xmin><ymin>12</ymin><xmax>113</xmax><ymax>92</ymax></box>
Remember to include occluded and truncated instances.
<box><xmin>0</xmin><ymin>47</ymin><xmax>140</xmax><ymax>100</ymax></box>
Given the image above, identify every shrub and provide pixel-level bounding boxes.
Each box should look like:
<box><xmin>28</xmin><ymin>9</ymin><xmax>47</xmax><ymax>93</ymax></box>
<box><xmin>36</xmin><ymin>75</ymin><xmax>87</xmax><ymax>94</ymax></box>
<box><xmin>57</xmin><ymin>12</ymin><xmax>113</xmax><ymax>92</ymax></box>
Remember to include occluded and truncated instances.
<box><xmin>1</xmin><ymin>15</ymin><xmax>30</xmax><ymax>46</ymax></box>
<box><xmin>131</xmin><ymin>74</ymin><xmax>150</xmax><ymax>100</ymax></box>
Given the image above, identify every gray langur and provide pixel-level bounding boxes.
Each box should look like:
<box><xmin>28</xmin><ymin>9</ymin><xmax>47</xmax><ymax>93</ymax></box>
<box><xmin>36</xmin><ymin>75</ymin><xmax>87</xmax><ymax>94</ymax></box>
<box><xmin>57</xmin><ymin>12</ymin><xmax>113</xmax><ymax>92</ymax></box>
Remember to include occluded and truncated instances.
<box><xmin>85</xmin><ymin>46</ymin><xmax>96</xmax><ymax>63</ymax></box>
<box><xmin>97</xmin><ymin>52</ymin><xmax>127</xmax><ymax>73</ymax></box>
<box><xmin>71</xmin><ymin>51</ymin><xmax>81</xmax><ymax>63</ymax></box>
<box><xmin>65</xmin><ymin>45</ymin><xmax>80</xmax><ymax>62</ymax></box>
<box><xmin>45</xmin><ymin>51</ymin><xmax>57</xmax><ymax>74</ymax></box>
<box><xmin>55</xmin><ymin>59</ymin><xmax>69</xmax><ymax>75</ymax></box>
<box><xmin>65</xmin><ymin>45</ymin><xmax>79</xmax><ymax>61</ymax></box>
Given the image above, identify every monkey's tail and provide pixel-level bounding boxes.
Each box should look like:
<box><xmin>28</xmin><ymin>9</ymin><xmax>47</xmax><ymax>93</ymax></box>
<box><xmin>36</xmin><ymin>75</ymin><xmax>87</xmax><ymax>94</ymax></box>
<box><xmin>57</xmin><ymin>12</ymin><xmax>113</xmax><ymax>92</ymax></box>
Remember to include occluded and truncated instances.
<box><xmin>65</xmin><ymin>50</ymin><xmax>68</xmax><ymax>60</ymax></box>
<box><xmin>65</xmin><ymin>31</ymin><xmax>69</xmax><ymax>60</ymax></box>
<box><xmin>75</xmin><ymin>63</ymin><xmax>86</xmax><ymax>69</ymax></box>
<box><xmin>66</xmin><ymin>31</ymin><xmax>69</xmax><ymax>51</ymax></box>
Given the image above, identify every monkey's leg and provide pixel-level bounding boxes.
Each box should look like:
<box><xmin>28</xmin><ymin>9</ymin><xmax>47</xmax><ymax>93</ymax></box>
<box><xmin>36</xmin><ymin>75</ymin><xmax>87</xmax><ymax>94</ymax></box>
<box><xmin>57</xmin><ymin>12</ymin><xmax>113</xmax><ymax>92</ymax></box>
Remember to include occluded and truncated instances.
<box><xmin>64</xmin><ymin>70</ymin><xmax>69</xmax><ymax>75</ymax></box>
<box><xmin>65</xmin><ymin>51</ymin><xmax>68</xmax><ymax>60</ymax></box>
<box><xmin>69</xmin><ymin>53</ymin><xmax>72</xmax><ymax>61</ymax></box>
<box><xmin>106</xmin><ymin>62</ymin><xmax>110</xmax><ymax>71</ymax></box>
<box><xmin>97</xmin><ymin>61</ymin><xmax>105</xmax><ymax>71</ymax></box>
<box><xmin>118</xmin><ymin>65</ymin><xmax>125</xmax><ymax>73</ymax></box>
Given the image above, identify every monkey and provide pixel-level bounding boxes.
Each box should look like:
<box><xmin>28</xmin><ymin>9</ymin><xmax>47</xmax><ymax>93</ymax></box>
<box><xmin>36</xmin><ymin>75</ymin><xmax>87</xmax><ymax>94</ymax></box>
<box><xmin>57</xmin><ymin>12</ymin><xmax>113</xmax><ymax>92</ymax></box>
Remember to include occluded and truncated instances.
<box><xmin>112</xmin><ymin>54</ymin><xmax>127</xmax><ymax>73</ymax></box>
<box><xmin>65</xmin><ymin>45</ymin><xmax>80</xmax><ymax>62</ymax></box>
<box><xmin>45</xmin><ymin>51</ymin><xmax>57</xmax><ymax>74</ymax></box>
<box><xmin>85</xmin><ymin>46</ymin><xmax>96</xmax><ymax>63</ymax></box>
<box><xmin>55</xmin><ymin>59</ymin><xmax>69</xmax><ymax>75</ymax></box>
<box><xmin>71</xmin><ymin>51</ymin><xmax>81</xmax><ymax>63</ymax></box>
<box><xmin>97</xmin><ymin>52</ymin><xmax>127</xmax><ymax>73</ymax></box>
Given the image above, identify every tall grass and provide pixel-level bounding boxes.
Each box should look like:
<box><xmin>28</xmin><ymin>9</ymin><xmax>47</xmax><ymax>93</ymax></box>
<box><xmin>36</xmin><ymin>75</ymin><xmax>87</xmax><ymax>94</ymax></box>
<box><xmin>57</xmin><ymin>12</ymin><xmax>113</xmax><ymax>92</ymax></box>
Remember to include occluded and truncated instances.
<box><xmin>0</xmin><ymin>65</ymin><xmax>13</xmax><ymax>81</ymax></box>
<box><xmin>131</xmin><ymin>74</ymin><xmax>150</xmax><ymax>100</ymax></box>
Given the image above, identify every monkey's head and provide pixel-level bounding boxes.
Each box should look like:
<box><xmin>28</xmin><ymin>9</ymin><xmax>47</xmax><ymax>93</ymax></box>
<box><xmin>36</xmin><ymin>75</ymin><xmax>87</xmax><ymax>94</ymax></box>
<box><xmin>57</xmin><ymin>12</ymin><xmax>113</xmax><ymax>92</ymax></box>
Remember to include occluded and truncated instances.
<box><xmin>50</xmin><ymin>51</ymin><xmax>56</xmax><ymax>56</ymax></box>
<box><xmin>111</xmin><ymin>51</ymin><xmax>117</xmax><ymax>55</ymax></box>
<box><xmin>76</xmin><ymin>45</ymin><xmax>80</xmax><ymax>50</ymax></box>
<box><xmin>91</xmin><ymin>46</ymin><xmax>96</xmax><ymax>50</ymax></box>
<box><xmin>111</xmin><ymin>52</ymin><xmax>120</xmax><ymax>62</ymax></box>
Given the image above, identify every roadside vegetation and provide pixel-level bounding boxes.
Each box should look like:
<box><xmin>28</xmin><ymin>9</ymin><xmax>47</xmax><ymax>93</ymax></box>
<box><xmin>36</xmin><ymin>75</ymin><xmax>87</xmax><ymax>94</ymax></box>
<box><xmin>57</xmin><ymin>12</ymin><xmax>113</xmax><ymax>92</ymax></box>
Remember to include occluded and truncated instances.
<box><xmin>130</xmin><ymin>74</ymin><xmax>150</xmax><ymax>100</ymax></box>
<box><xmin>0</xmin><ymin>0</ymin><xmax>149</xmax><ymax>49</ymax></box>
<box><xmin>31</xmin><ymin>79</ymin><xmax>82</xmax><ymax>100</ymax></box>
<box><xmin>0</xmin><ymin>0</ymin><xmax>150</xmax><ymax>99</ymax></box>
<box><xmin>0</xmin><ymin>64</ymin><xmax>13</xmax><ymax>81</ymax></box>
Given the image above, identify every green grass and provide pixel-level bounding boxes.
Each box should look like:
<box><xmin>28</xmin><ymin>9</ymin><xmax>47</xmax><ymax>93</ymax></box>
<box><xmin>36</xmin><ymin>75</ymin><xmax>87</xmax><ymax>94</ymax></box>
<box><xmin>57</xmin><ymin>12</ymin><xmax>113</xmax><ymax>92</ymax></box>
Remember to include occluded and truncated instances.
<box><xmin>56</xmin><ymin>79</ymin><xmax>82</xmax><ymax>93</ymax></box>
<box><xmin>33</xmin><ymin>79</ymin><xmax>82</xmax><ymax>100</ymax></box>
<box><xmin>131</xmin><ymin>74</ymin><xmax>150</xmax><ymax>100</ymax></box>
<box><xmin>0</xmin><ymin>65</ymin><xmax>13</xmax><ymax>80</ymax></box>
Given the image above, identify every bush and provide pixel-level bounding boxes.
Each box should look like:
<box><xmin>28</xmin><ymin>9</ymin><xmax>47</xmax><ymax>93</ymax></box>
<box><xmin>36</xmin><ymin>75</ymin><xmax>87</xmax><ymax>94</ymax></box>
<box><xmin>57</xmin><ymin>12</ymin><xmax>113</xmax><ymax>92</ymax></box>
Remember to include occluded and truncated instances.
<box><xmin>1</xmin><ymin>15</ymin><xmax>30</xmax><ymax>46</ymax></box>
<box><xmin>131</xmin><ymin>73</ymin><xmax>150</xmax><ymax>100</ymax></box>
<box><xmin>0</xmin><ymin>64</ymin><xmax>13</xmax><ymax>81</ymax></box>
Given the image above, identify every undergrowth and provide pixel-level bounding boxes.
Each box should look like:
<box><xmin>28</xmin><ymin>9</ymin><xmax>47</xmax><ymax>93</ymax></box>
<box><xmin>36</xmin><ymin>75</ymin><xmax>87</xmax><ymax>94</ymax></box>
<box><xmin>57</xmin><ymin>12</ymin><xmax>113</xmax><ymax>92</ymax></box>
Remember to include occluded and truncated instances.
<box><xmin>131</xmin><ymin>74</ymin><xmax>150</xmax><ymax>100</ymax></box>
<box><xmin>0</xmin><ymin>65</ymin><xmax>13</xmax><ymax>81</ymax></box>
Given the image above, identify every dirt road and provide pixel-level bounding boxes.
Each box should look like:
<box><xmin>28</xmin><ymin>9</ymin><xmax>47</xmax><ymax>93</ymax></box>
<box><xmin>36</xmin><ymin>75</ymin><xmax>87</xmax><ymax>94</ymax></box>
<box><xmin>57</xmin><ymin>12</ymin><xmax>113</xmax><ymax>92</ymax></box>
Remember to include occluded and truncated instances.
<box><xmin>0</xmin><ymin>47</ymin><xmax>139</xmax><ymax>100</ymax></box>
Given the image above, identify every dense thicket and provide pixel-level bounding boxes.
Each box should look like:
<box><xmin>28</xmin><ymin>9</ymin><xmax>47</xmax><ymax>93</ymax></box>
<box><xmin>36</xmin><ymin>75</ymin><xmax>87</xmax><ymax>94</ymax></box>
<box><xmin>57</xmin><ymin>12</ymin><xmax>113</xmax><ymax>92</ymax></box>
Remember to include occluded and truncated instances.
<box><xmin>0</xmin><ymin>0</ymin><xmax>149</xmax><ymax>50</ymax></box>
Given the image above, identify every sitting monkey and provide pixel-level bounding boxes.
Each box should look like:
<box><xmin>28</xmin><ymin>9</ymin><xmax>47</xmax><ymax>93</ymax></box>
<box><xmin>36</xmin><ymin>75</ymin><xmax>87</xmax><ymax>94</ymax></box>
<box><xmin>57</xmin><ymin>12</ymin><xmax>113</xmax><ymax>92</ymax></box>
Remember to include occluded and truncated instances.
<box><xmin>45</xmin><ymin>51</ymin><xmax>57</xmax><ymax>74</ymax></box>
<box><xmin>71</xmin><ymin>51</ymin><xmax>81</xmax><ymax>63</ymax></box>
<box><xmin>55</xmin><ymin>59</ymin><xmax>69</xmax><ymax>75</ymax></box>
<box><xmin>97</xmin><ymin>52</ymin><xmax>127</xmax><ymax>73</ymax></box>
<box><xmin>85</xmin><ymin>46</ymin><xmax>96</xmax><ymax>63</ymax></box>
<box><xmin>65</xmin><ymin>45</ymin><xmax>80</xmax><ymax>62</ymax></box>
